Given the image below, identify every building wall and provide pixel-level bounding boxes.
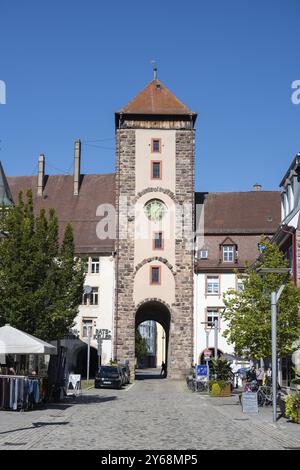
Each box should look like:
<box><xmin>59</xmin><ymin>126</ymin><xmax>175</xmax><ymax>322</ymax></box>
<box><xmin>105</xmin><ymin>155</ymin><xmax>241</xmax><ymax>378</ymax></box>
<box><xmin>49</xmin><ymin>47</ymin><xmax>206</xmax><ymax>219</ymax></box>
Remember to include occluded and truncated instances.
<box><xmin>156</xmin><ymin>322</ymin><xmax>166</xmax><ymax>366</ymax></box>
<box><xmin>134</xmin><ymin>191</ymin><xmax>176</xmax><ymax>268</ymax></box>
<box><xmin>116</xmin><ymin>123</ymin><xmax>195</xmax><ymax>378</ymax></box>
<box><xmin>194</xmin><ymin>272</ymin><xmax>237</xmax><ymax>364</ymax></box>
<box><xmin>75</xmin><ymin>255</ymin><xmax>115</xmax><ymax>365</ymax></box>
<box><xmin>135</xmin><ymin>129</ymin><xmax>176</xmax><ymax>194</ymax></box>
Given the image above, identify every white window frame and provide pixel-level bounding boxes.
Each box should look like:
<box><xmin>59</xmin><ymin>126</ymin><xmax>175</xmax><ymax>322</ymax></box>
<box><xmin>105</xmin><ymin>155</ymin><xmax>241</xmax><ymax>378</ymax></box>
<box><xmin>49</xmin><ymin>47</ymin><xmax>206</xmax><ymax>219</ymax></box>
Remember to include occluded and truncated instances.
<box><xmin>206</xmin><ymin>308</ymin><xmax>219</xmax><ymax>329</ymax></box>
<box><xmin>223</xmin><ymin>245</ymin><xmax>234</xmax><ymax>262</ymax></box>
<box><xmin>82</xmin><ymin>319</ymin><xmax>93</xmax><ymax>338</ymax></box>
<box><xmin>91</xmin><ymin>257</ymin><xmax>100</xmax><ymax>274</ymax></box>
<box><xmin>82</xmin><ymin>287</ymin><xmax>99</xmax><ymax>306</ymax></box>
<box><xmin>206</xmin><ymin>276</ymin><xmax>220</xmax><ymax>295</ymax></box>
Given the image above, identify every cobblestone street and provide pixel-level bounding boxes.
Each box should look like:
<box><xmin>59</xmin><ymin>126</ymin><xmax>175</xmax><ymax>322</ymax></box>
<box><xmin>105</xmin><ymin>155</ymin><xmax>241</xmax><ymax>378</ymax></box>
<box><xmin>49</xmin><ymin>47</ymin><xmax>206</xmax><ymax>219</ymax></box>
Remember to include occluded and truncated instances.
<box><xmin>1</xmin><ymin>371</ymin><xmax>300</xmax><ymax>450</ymax></box>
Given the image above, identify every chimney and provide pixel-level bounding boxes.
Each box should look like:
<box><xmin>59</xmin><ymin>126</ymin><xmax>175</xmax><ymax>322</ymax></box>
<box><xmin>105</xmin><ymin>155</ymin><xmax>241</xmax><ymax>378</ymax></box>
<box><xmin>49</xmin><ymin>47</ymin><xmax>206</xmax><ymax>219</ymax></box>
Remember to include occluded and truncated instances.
<box><xmin>73</xmin><ymin>139</ymin><xmax>81</xmax><ymax>196</ymax></box>
<box><xmin>253</xmin><ymin>183</ymin><xmax>262</xmax><ymax>192</ymax></box>
<box><xmin>37</xmin><ymin>154</ymin><xmax>45</xmax><ymax>196</ymax></box>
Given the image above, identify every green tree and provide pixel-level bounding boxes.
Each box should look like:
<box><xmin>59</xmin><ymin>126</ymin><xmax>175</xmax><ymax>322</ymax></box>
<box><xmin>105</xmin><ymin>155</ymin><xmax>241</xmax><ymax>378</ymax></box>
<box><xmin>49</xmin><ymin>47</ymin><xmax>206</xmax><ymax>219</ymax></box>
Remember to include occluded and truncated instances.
<box><xmin>222</xmin><ymin>241</ymin><xmax>300</xmax><ymax>360</ymax></box>
<box><xmin>0</xmin><ymin>190</ymin><xmax>85</xmax><ymax>341</ymax></box>
<box><xmin>135</xmin><ymin>329</ymin><xmax>149</xmax><ymax>364</ymax></box>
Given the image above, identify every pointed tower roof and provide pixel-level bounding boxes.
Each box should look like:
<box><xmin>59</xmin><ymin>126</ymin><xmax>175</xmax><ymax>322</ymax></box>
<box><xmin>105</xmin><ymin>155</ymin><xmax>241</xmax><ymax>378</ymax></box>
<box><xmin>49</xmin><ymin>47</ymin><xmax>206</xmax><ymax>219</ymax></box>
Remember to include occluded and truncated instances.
<box><xmin>117</xmin><ymin>79</ymin><xmax>197</xmax><ymax>121</ymax></box>
<box><xmin>0</xmin><ymin>162</ymin><xmax>14</xmax><ymax>206</ymax></box>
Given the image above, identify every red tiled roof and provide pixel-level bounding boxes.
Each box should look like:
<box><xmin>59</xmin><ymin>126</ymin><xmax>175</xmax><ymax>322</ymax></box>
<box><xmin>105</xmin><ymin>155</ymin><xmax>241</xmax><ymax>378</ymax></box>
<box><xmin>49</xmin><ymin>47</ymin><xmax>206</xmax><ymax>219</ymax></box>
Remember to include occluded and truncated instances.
<box><xmin>7</xmin><ymin>174</ymin><xmax>116</xmax><ymax>254</ymax></box>
<box><xmin>117</xmin><ymin>80</ymin><xmax>196</xmax><ymax>116</ymax></box>
<box><xmin>195</xmin><ymin>191</ymin><xmax>280</xmax><ymax>234</ymax></box>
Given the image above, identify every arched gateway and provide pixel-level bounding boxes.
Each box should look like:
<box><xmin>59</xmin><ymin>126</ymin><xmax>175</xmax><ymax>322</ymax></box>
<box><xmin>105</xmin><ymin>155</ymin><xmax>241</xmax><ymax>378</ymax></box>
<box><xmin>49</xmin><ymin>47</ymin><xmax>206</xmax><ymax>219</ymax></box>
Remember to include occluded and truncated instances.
<box><xmin>136</xmin><ymin>299</ymin><xmax>171</xmax><ymax>373</ymax></box>
<box><xmin>114</xmin><ymin>79</ymin><xmax>197</xmax><ymax>379</ymax></box>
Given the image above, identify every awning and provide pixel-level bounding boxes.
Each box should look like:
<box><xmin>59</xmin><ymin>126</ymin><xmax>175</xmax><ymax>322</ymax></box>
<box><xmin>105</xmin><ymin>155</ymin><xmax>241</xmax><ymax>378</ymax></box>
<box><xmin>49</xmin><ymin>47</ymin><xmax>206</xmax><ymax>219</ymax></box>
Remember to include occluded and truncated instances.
<box><xmin>0</xmin><ymin>324</ymin><xmax>57</xmax><ymax>355</ymax></box>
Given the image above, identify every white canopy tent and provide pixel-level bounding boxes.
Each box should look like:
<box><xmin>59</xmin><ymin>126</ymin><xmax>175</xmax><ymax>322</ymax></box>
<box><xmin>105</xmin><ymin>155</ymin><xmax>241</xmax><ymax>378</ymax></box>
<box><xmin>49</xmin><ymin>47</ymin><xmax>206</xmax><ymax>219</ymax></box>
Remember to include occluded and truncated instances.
<box><xmin>0</xmin><ymin>324</ymin><xmax>57</xmax><ymax>355</ymax></box>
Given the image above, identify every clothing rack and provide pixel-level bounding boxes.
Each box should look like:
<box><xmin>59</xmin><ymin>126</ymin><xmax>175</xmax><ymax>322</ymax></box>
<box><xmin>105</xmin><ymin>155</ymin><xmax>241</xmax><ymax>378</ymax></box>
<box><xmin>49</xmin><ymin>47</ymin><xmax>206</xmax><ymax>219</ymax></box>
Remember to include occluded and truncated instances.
<box><xmin>0</xmin><ymin>374</ymin><xmax>41</xmax><ymax>411</ymax></box>
<box><xmin>0</xmin><ymin>374</ymin><xmax>26</xmax><ymax>378</ymax></box>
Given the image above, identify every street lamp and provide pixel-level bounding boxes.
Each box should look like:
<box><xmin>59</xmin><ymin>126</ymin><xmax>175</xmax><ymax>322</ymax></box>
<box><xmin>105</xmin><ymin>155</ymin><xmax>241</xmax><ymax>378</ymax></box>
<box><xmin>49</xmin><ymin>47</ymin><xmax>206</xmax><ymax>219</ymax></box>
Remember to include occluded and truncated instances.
<box><xmin>257</xmin><ymin>266</ymin><xmax>291</xmax><ymax>424</ymax></box>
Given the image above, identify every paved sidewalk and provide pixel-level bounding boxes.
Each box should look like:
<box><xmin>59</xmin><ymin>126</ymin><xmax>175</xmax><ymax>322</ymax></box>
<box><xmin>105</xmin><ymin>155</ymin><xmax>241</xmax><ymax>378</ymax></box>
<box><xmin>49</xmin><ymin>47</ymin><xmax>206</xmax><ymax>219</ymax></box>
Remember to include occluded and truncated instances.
<box><xmin>0</xmin><ymin>376</ymin><xmax>300</xmax><ymax>450</ymax></box>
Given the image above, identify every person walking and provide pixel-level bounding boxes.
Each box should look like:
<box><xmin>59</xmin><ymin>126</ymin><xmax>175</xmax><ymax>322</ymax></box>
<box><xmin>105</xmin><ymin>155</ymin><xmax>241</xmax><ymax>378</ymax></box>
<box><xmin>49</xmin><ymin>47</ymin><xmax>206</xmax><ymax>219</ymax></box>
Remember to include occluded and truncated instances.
<box><xmin>160</xmin><ymin>361</ymin><xmax>167</xmax><ymax>378</ymax></box>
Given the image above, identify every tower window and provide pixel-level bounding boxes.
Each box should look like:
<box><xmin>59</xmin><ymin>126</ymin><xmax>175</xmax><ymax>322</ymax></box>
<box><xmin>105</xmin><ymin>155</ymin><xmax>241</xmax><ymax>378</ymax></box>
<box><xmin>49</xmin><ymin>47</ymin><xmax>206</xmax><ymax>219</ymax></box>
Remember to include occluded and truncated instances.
<box><xmin>151</xmin><ymin>161</ymin><xmax>162</xmax><ymax>179</ymax></box>
<box><xmin>151</xmin><ymin>139</ymin><xmax>161</xmax><ymax>153</ymax></box>
<box><xmin>153</xmin><ymin>232</ymin><xmax>163</xmax><ymax>250</ymax></box>
<box><xmin>150</xmin><ymin>266</ymin><xmax>161</xmax><ymax>285</ymax></box>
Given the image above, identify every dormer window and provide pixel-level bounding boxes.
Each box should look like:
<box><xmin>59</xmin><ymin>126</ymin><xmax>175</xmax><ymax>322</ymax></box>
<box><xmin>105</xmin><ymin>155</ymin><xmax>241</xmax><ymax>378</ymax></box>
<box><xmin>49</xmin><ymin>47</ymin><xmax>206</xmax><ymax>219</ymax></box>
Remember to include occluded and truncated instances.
<box><xmin>200</xmin><ymin>249</ymin><xmax>208</xmax><ymax>259</ymax></box>
<box><xmin>223</xmin><ymin>245</ymin><xmax>234</xmax><ymax>262</ymax></box>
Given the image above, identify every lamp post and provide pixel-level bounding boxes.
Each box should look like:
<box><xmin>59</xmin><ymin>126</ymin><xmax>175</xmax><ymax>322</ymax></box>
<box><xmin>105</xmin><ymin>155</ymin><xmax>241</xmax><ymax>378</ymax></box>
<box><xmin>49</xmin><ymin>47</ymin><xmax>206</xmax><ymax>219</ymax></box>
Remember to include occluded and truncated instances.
<box><xmin>214</xmin><ymin>319</ymin><xmax>218</xmax><ymax>360</ymax></box>
<box><xmin>87</xmin><ymin>325</ymin><xmax>92</xmax><ymax>382</ymax></box>
<box><xmin>257</xmin><ymin>267</ymin><xmax>291</xmax><ymax>424</ymax></box>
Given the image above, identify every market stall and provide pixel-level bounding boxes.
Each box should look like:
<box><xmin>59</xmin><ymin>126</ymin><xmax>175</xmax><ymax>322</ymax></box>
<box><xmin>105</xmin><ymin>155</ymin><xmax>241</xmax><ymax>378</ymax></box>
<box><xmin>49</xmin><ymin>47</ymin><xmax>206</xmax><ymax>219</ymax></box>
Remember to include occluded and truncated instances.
<box><xmin>0</xmin><ymin>324</ymin><xmax>57</xmax><ymax>411</ymax></box>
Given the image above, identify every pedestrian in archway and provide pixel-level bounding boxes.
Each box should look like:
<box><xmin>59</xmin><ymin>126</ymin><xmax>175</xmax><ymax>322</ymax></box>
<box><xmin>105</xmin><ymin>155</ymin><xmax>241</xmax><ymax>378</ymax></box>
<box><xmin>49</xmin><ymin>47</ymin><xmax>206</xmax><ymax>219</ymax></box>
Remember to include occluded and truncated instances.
<box><xmin>160</xmin><ymin>361</ymin><xmax>167</xmax><ymax>378</ymax></box>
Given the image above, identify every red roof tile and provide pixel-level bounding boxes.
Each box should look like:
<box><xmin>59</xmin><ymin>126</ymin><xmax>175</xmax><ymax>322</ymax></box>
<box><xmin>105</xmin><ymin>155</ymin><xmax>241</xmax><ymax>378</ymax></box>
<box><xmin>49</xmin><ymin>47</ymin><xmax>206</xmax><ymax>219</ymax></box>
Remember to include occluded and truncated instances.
<box><xmin>7</xmin><ymin>174</ymin><xmax>116</xmax><ymax>254</ymax></box>
<box><xmin>195</xmin><ymin>191</ymin><xmax>280</xmax><ymax>234</ymax></box>
<box><xmin>117</xmin><ymin>80</ymin><xmax>196</xmax><ymax>116</ymax></box>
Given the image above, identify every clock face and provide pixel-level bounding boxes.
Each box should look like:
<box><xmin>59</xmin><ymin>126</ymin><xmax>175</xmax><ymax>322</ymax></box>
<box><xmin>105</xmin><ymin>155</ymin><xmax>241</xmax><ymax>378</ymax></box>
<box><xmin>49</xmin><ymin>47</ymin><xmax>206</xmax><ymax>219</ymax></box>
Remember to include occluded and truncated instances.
<box><xmin>144</xmin><ymin>199</ymin><xmax>166</xmax><ymax>221</ymax></box>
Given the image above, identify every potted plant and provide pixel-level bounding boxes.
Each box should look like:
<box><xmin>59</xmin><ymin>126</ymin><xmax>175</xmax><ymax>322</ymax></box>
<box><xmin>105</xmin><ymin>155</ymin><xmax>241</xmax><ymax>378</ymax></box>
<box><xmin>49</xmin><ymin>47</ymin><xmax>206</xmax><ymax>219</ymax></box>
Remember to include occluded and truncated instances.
<box><xmin>208</xmin><ymin>358</ymin><xmax>234</xmax><ymax>397</ymax></box>
<box><xmin>284</xmin><ymin>392</ymin><xmax>300</xmax><ymax>424</ymax></box>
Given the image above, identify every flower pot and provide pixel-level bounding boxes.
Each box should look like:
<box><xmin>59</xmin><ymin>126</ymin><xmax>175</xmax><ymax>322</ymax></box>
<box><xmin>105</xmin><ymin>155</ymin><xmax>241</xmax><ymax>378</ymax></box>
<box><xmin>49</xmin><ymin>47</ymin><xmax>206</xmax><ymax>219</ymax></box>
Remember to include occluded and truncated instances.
<box><xmin>210</xmin><ymin>382</ymin><xmax>231</xmax><ymax>397</ymax></box>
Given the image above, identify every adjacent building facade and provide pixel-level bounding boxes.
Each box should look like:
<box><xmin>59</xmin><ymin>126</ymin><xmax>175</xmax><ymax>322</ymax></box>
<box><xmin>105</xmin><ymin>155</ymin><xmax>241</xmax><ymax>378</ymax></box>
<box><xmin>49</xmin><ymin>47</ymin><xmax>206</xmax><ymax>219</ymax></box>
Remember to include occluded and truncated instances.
<box><xmin>273</xmin><ymin>153</ymin><xmax>300</xmax><ymax>385</ymax></box>
<box><xmin>194</xmin><ymin>190</ymin><xmax>280</xmax><ymax>365</ymax></box>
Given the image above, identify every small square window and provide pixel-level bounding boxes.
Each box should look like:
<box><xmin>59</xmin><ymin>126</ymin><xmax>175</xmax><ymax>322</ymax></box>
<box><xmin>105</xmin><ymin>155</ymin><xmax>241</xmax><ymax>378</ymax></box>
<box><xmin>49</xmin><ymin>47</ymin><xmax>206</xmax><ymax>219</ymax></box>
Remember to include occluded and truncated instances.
<box><xmin>151</xmin><ymin>139</ymin><xmax>161</xmax><ymax>153</ymax></box>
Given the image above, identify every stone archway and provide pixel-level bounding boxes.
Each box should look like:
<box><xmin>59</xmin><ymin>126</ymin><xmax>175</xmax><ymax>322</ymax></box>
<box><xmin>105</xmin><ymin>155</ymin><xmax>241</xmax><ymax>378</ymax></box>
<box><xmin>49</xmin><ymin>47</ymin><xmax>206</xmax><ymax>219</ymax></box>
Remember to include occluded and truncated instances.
<box><xmin>135</xmin><ymin>300</ymin><xmax>171</xmax><ymax>378</ymax></box>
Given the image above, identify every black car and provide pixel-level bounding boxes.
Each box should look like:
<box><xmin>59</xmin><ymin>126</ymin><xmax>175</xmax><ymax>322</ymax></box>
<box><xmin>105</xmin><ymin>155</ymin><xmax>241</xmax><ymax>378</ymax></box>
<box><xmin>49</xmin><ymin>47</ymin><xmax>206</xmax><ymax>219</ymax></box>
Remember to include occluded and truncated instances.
<box><xmin>95</xmin><ymin>366</ymin><xmax>123</xmax><ymax>389</ymax></box>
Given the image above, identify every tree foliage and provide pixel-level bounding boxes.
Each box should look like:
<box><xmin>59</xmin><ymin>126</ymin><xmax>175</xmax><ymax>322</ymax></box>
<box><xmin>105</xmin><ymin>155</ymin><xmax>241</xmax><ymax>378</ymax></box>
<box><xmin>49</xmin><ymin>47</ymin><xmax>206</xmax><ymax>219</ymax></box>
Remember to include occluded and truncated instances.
<box><xmin>0</xmin><ymin>190</ymin><xmax>85</xmax><ymax>341</ymax></box>
<box><xmin>135</xmin><ymin>329</ymin><xmax>149</xmax><ymax>363</ymax></box>
<box><xmin>223</xmin><ymin>241</ymin><xmax>300</xmax><ymax>360</ymax></box>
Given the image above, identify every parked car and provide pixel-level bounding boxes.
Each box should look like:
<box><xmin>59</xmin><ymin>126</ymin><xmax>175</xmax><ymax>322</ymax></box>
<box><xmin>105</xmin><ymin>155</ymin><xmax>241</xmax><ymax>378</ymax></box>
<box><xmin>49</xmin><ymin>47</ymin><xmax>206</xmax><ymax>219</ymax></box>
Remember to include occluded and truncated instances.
<box><xmin>95</xmin><ymin>365</ymin><xmax>123</xmax><ymax>389</ymax></box>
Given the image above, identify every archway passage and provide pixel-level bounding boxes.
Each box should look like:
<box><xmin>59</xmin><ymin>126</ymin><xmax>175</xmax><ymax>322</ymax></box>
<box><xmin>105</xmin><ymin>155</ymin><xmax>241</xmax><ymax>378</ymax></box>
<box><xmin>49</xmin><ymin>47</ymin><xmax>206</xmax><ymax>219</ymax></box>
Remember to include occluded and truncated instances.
<box><xmin>135</xmin><ymin>300</ymin><xmax>171</xmax><ymax>380</ymax></box>
<box><xmin>75</xmin><ymin>345</ymin><xmax>98</xmax><ymax>379</ymax></box>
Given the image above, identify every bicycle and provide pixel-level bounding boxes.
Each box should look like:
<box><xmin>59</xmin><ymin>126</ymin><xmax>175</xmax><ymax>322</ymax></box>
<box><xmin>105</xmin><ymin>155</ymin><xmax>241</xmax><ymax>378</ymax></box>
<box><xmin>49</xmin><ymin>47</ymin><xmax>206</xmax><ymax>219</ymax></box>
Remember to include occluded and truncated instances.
<box><xmin>186</xmin><ymin>376</ymin><xmax>195</xmax><ymax>391</ymax></box>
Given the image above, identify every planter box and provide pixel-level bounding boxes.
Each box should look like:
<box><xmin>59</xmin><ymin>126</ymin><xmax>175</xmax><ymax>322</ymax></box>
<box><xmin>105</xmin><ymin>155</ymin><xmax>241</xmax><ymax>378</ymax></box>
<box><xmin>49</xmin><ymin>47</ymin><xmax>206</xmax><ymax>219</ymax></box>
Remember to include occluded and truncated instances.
<box><xmin>210</xmin><ymin>383</ymin><xmax>231</xmax><ymax>397</ymax></box>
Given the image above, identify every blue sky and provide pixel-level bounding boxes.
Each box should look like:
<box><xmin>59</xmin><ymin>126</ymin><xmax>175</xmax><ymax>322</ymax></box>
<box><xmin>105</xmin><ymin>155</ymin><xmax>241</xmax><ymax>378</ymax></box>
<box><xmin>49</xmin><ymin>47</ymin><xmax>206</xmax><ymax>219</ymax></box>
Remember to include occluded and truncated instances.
<box><xmin>0</xmin><ymin>0</ymin><xmax>299</xmax><ymax>192</ymax></box>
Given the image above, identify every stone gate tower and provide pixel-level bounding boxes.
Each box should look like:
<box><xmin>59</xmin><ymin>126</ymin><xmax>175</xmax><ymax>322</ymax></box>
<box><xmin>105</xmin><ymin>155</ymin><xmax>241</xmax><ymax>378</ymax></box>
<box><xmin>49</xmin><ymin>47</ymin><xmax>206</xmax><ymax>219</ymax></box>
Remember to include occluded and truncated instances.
<box><xmin>114</xmin><ymin>79</ymin><xmax>197</xmax><ymax>378</ymax></box>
